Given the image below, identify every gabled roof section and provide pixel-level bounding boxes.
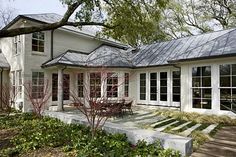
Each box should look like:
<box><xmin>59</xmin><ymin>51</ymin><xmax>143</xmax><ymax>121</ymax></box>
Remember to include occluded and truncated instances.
<box><xmin>0</xmin><ymin>50</ymin><xmax>10</xmax><ymax>69</ymax></box>
<box><xmin>42</xmin><ymin>45</ymin><xmax>133</xmax><ymax>68</ymax></box>
<box><xmin>3</xmin><ymin>13</ymin><xmax>127</xmax><ymax>49</ymax></box>
<box><xmin>131</xmin><ymin>28</ymin><xmax>236</xmax><ymax>67</ymax></box>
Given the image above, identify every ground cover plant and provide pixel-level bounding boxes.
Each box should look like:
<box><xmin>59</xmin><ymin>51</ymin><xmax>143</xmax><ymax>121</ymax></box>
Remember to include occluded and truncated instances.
<box><xmin>0</xmin><ymin>113</ymin><xmax>181</xmax><ymax>157</ymax></box>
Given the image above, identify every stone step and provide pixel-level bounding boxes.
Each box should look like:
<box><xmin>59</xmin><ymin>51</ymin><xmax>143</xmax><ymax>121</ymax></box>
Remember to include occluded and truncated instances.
<box><xmin>171</xmin><ymin>121</ymin><xmax>192</xmax><ymax>131</ymax></box>
<box><xmin>202</xmin><ymin>124</ymin><xmax>218</xmax><ymax>134</ymax></box>
<box><xmin>150</xmin><ymin>118</ymin><xmax>174</xmax><ymax>127</ymax></box>
<box><xmin>180</xmin><ymin>124</ymin><xmax>202</xmax><ymax>136</ymax></box>
<box><xmin>191</xmin><ymin>151</ymin><xmax>219</xmax><ymax>157</ymax></box>
<box><xmin>155</xmin><ymin>121</ymin><xmax>179</xmax><ymax>132</ymax></box>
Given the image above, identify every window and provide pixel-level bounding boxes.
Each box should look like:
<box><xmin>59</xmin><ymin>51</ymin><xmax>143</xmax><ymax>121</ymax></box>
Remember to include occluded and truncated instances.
<box><xmin>220</xmin><ymin>64</ymin><xmax>236</xmax><ymax>110</ymax></box>
<box><xmin>150</xmin><ymin>73</ymin><xmax>157</xmax><ymax>101</ymax></box>
<box><xmin>78</xmin><ymin>73</ymin><xmax>84</xmax><ymax>97</ymax></box>
<box><xmin>32</xmin><ymin>32</ymin><xmax>44</xmax><ymax>52</ymax></box>
<box><xmin>173</xmin><ymin>71</ymin><xmax>180</xmax><ymax>102</ymax></box>
<box><xmin>13</xmin><ymin>36</ymin><xmax>21</xmax><ymax>54</ymax></box>
<box><xmin>140</xmin><ymin>73</ymin><xmax>146</xmax><ymax>100</ymax></box>
<box><xmin>90</xmin><ymin>73</ymin><xmax>101</xmax><ymax>98</ymax></box>
<box><xmin>12</xmin><ymin>71</ymin><xmax>16</xmax><ymax>96</ymax></box>
<box><xmin>160</xmin><ymin>72</ymin><xmax>168</xmax><ymax>101</ymax></box>
<box><xmin>32</xmin><ymin>72</ymin><xmax>44</xmax><ymax>99</ymax></box>
<box><xmin>17</xmin><ymin>70</ymin><xmax>22</xmax><ymax>99</ymax></box>
<box><xmin>124</xmin><ymin>73</ymin><xmax>129</xmax><ymax>97</ymax></box>
<box><xmin>192</xmin><ymin>66</ymin><xmax>211</xmax><ymax>109</ymax></box>
<box><xmin>107</xmin><ymin>73</ymin><xmax>118</xmax><ymax>98</ymax></box>
<box><xmin>52</xmin><ymin>74</ymin><xmax>70</xmax><ymax>101</ymax></box>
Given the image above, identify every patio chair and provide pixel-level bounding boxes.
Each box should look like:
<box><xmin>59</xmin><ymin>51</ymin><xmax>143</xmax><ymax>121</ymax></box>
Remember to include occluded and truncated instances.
<box><xmin>122</xmin><ymin>100</ymin><xmax>133</xmax><ymax>115</ymax></box>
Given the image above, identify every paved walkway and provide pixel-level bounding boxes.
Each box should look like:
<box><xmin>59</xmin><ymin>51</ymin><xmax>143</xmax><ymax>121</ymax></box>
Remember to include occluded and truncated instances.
<box><xmin>191</xmin><ymin>126</ymin><xmax>236</xmax><ymax>157</ymax></box>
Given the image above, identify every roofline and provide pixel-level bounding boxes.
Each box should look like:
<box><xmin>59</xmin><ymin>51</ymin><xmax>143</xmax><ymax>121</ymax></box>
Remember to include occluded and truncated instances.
<box><xmin>168</xmin><ymin>53</ymin><xmax>236</xmax><ymax>63</ymax></box>
<box><xmin>2</xmin><ymin>14</ymin><xmax>128</xmax><ymax>49</ymax></box>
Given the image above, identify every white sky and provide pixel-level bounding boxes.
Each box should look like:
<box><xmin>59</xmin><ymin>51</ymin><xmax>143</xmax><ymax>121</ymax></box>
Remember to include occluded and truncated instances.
<box><xmin>0</xmin><ymin>0</ymin><xmax>67</xmax><ymax>16</ymax></box>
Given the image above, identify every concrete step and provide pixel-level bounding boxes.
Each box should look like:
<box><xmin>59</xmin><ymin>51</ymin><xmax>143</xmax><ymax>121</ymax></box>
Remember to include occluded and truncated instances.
<box><xmin>180</xmin><ymin>124</ymin><xmax>201</xmax><ymax>136</ymax></box>
<box><xmin>202</xmin><ymin>124</ymin><xmax>218</xmax><ymax>134</ymax></box>
<box><xmin>171</xmin><ymin>121</ymin><xmax>192</xmax><ymax>131</ymax></box>
<box><xmin>155</xmin><ymin>121</ymin><xmax>179</xmax><ymax>132</ymax></box>
<box><xmin>150</xmin><ymin>118</ymin><xmax>174</xmax><ymax>127</ymax></box>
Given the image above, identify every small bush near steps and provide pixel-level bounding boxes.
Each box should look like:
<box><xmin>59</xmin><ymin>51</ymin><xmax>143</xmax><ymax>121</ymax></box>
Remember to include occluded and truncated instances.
<box><xmin>0</xmin><ymin>113</ymin><xmax>181</xmax><ymax>157</ymax></box>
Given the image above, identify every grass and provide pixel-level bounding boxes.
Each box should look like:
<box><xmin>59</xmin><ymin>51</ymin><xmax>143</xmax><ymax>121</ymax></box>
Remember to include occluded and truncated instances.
<box><xmin>154</xmin><ymin>118</ymin><xmax>176</xmax><ymax>128</ymax></box>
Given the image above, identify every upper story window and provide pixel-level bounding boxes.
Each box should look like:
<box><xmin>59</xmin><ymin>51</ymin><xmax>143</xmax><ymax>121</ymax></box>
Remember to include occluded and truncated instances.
<box><xmin>90</xmin><ymin>73</ymin><xmax>101</xmax><ymax>98</ymax></box>
<box><xmin>219</xmin><ymin>64</ymin><xmax>236</xmax><ymax>111</ymax></box>
<box><xmin>192</xmin><ymin>66</ymin><xmax>211</xmax><ymax>109</ymax></box>
<box><xmin>13</xmin><ymin>36</ymin><xmax>21</xmax><ymax>54</ymax></box>
<box><xmin>32</xmin><ymin>32</ymin><xmax>44</xmax><ymax>52</ymax></box>
<box><xmin>172</xmin><ymin>71</ymin><xmax>180</xmax><ymax>102</ymax></box>
<box><xmin>107</xmin><ymin>73</ymin><xmax>118</xmax><ymax>98</ymax></box>
<box><xmin>140</xmin><ymin>73</ymin><xmax>146</xmax><ymax>100</ymax></box>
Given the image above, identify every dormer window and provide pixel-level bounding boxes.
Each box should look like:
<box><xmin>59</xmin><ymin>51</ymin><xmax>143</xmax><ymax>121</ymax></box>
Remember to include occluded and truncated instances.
<box><xmin>32</xmin><ymin>32</ymin><xmax>44</xmax><ymax>52</ymax></box>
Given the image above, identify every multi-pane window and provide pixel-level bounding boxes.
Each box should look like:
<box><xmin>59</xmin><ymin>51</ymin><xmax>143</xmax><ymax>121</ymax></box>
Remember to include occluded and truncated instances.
<box><xmin>52</xmin><ymin>74</ymin><xmax>70</xmax><ymax>101</ymax></box>
<box><xmin>140</xmin><ymin>73</ymin><xmax>146</xmax><ymax>100</ymax></box>
<box><xmin>12</xmin><ymin>72</ymin><xmax>16</xmax><ymax>96</ymax></box>
<box><xmin>172</xmin><ymin>71</ymin><xmax>180</xmax><ymax>102</ymax></box>
<box><xmin>32</xmin><ymin>72</ymin><xmax>44</xmax><ymax>99</ymax></box>
<box><xmin>90</xmin><ymin>73</ymin><xmax>101</xmax><ymax>98</ymax></box>
<box><xmin>77</xmin><ymin>73</ymin><xmax>84</xmax><ymax>97</ymax></box>
<box><xmin>160</xmin><ymin>72</ymin><xmax>168</xmax><ymax>101</ymax></box>
<box><xmin>192</xmin><ymin>66</ymin><xmax>211</xmax><ymax>109</ymax></box>
<box><xmin>13</xmin><ymin>36</ymin><xmax>21</xmax><ymax>54</ymax></box>
<box><xmin>124</xmin><ymin>73</ymin><xmax>129</xmax><ymax>97</ymax></box>
<box><xmin>220</xmin><ymin>64</ymin><xmax>236</xmax><ymax>111</ymax></box>
<box><xmin>107</xmin><ymin>73</ymin><xmax>118</xmax><ymax>98</ymax></box>
<box><xmin>17</xmin><ymin>70</ymin><xmax>22</xmax><ymax>99</ymax></box>
<box><xmin>32</xmin><ymin>32</ymin><xmax>44</xmax><ymax>52</ymax></box>
<box><xmin>150</xmin><ymin>73</ymin><xmax>157</xmax><ymax>101</ymax></box>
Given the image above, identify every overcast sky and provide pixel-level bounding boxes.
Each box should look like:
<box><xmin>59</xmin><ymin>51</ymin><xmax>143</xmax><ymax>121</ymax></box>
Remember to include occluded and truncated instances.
<box><xmin>1</xmin><ymin>0</ymin><xmax>67</xmax><ymax>15</ymax></box>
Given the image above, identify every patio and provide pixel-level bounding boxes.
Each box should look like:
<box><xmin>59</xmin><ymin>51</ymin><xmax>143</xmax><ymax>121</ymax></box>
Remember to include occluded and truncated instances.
<box><xmin>45</xmin><ymin>105</ymin><xmax>192</xmax><ymax>156</ymax></box>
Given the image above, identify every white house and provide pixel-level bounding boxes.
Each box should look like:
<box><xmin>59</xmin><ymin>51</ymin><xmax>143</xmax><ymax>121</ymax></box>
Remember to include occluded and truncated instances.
<box><xmin>0</xmin><ymin>13</ymin><xmax>236</xmax><ymax>116</ymax></box>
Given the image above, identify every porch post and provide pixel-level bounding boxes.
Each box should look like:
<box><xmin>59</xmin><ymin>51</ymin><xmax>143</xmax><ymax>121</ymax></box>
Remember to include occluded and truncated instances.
<box><xmin>57</xmin><ymin>68</ymin><xmax>63</xmax><ymax>111</ymax></box>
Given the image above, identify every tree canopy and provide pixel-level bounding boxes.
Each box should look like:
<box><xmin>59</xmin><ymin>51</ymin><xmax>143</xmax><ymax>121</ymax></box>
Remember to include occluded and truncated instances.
<box><xmin>0</xmin><ymin>0</ymin><xmax>169</xmax><ymax>46</ymax></box>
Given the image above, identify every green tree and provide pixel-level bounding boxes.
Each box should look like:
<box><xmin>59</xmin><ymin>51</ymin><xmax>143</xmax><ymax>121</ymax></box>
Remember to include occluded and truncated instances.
<box><xmin>0</xmin><ymin>0</ymin><xmax>169</xmax><ymax>46</ymax></box>
<box><xmin>161</xmin><ymin>0</ymin><xmax>236</xmax><ymax>38</ymax></box>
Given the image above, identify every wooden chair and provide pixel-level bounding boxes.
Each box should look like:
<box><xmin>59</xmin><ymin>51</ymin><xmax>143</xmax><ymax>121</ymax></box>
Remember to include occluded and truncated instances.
<box><xmin>122</xmin><ymin>100</ymin><xmax>133</xmax><ymax>115</ymax></box>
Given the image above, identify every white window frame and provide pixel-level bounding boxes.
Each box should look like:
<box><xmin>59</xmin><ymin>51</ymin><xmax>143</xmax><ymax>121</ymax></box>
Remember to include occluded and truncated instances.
<box><xmin>77</xmin><ymin>73</ymin><xmax>84</xmax><ymax>98</ymax></box>
<box><xmin>32</xmin><ymin>32</ymin><xmax>45</xmax><ymax>53</ymax></box>
<box><xmin>17</xmin><ymin>70</ymin><xmax>22</xmax><ymax>99</ymax></box>
<box><xmin>32</xmin><ymin>72</ymin><xmax>44</xmax><ymax>99</ymax></box>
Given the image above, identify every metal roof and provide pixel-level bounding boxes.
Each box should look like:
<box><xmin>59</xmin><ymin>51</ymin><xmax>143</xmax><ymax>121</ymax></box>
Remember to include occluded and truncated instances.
<box><xmin>0</xmin><ymin>50</ymin><xmax>10</xmax><ymax>69</ymax></box>
<box><xmin>43</xmin><ymin>28</ymin><xmax>236</xmax><ymax>68</ymax></box>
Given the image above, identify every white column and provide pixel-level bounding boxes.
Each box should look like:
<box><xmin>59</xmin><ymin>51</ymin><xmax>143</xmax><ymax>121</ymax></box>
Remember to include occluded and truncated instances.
<box><xmin>57</xmin><ymin>68</ymin><xmax>63</xmax><ymax>111</ymax></box>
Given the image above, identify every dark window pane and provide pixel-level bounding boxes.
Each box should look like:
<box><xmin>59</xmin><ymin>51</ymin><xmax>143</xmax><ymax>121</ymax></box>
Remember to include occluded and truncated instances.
<box><xmin>192</xmin><ymin>67</ymin><xmax>201</xmax><ymax>76</ymax></box>
<box><xmin>160</xmin><ymin>87</ymin><xmax>167</xmax><ymax>93</ymax></box>
<box><xmin>232</xmin><ymin>76</ymin><xmax>236</xmax><ymax>87</ymax></box>
<box><xmin>220</xmin><ymin>76</ymin><xmax>230</xmax><ymax>87</ymax></box>
<box><xmin>232</xmin><ymin>64</ymin><xmax>236</xmax><ymax>75</ymax></box>
<box><xmin>160</xmin><ymin>72</ymin><xmax>167</xmax><ymax>79</ymax></box>
<box><xmin>220</xmin><ymin>88</ymin><xmax>231</xmax><ymax>99</ymax></box>
<box><xmin>173</xmin><ymin>71</ymin><xmax>180</xmax><ymax>78</ymax></box>
<box><xmin>232</xmin><ymin>89</ymin><xmax>236</xmax><ymax>100</ymax></box>
<box><xmin>151</xmin><ymin>80</ymin><xmax>157</xmax><ymax>86</ymax></box>
<box><xmin>150</xmin><ymin>94</ymin><xmax>157</xmax><ymax>100</ymax></box>
<box><xmin>160</xmin><ymin>94</ymin><xmax>167</xmax><ymax>101</ymax></box>
<box><xmin>173</xmin><ymin>87</ymin><xmax>180</xmax><ymax>94</ymax></box>
<box><xmin>220</xmin><ymin>64</ymin><xmax>230</xmax><ymax>76</ymax></box>
<box><xmin>140</xmin><ymin>94</ymin><xmax>146</xmax><ymax>100</ymax></box>
<box><xmin>202</xmin><ymin>89</ymin><xmax>211</xmax><ymax>99</ymax></box>
<box><xmin>140</xmin><ymin>80</ymin><xmax>146</xmax><ymax>86</ymax></box>
<box><xmin>202</xmin><ymin>77</ymin><xmax>211</xmax><ymax>87</ymax></box>
<box><xmin>220</xmin><ymin>100</ymin><xmax>231</xmax><ymax>110</ymax></box>
<box><xmin>173</xmin><ymin>79</ymin><xmax>180</xmax><ymax>86</ymax></box>
<box><xmin>173</xmin><ymin>95</ymin><xmax>180</xmax><ymax>102</ymax></box>
<box><xmin>140</xmin><ymin>87</ymin><xmax>146</xmax><ymax>93</ymax></box>
<box><xmin>202</xmin><ymin>99</ymin><xmax>211</xmax><ymax>109</ymax></box>
<box><xmin>140</xmin><ymin>73</ymin><xmax>146</xmax><ymax>79</ymax></box>
<box><xmin>202</xmin><ymin>66</ymin><xmax>211</xmax><ymax>76</ymax></box>
<box><xmin>160</xmin><ymin>80</ymin><xmax>167</xmax><ymax>86</ymax></box>
<box><xmin>150</xmin><ymin>73</ymin><xmax>157</xmax><ymax>79</ymax></box>
<box><xmin>193</xmin><ymin>99</ymin><xmax>201</xmax><ymax>108</ymax></box>
<box><xmin>193</xmin><ymin>89</ymin><xmax>201</xmax><ymax>98</ymax></box>
<box><xmin>150</xmin><ymin>87</ymin><xmax>157</xmax><ymax>93</ymax></box>
<box><xmin>192</xmin><ymin>78</ymin><xmax>201</xmax><ymax>87</ymax></box>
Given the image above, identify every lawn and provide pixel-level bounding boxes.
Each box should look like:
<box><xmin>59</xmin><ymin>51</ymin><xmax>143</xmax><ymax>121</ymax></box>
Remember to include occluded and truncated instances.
<box><xmin>0</xmin><ymin>112</ymin><xmax>181</xmax><ymax>157</ymax></box>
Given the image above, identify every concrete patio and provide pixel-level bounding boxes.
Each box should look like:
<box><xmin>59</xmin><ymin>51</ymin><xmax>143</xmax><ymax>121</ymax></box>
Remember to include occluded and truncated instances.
<box><xmin>45</xmin><ymin>105</ymin><xmax>192</xmax><ymax>156</ymax></box>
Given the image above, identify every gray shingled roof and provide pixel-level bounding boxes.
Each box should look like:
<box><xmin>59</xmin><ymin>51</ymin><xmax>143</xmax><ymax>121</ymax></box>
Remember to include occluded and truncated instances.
<box><xmin>42</xmin><ymin>45</ymin><xmax>132</xmax><ymax>68</ymax></box>
<box><xmin>43</xmin><ymin>28</ymin><xmax>236</xmax><ymax>68</ymax></box>
<box><xmin>0</xmin><ymin>51</ymin><xmax>10</xmax><ymax>68</ymax></box>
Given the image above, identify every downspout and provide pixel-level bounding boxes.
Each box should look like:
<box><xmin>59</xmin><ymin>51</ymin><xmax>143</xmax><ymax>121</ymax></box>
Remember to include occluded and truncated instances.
<box><xmin>173</xmin><ymin>64</ymin><xmax>182</xmax><ymax>111</ymax></box>
<box><xmin>0</xmin><ymin>68</ymin><xmax>3</xmax><ymax>110</ymax></box>
<box><xmin>50</xmin><ymin>30</ymin><xmax>54</xmax><ymax>59</ymax></box>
